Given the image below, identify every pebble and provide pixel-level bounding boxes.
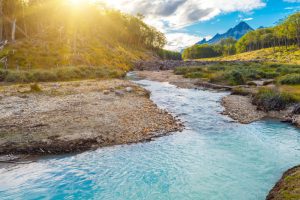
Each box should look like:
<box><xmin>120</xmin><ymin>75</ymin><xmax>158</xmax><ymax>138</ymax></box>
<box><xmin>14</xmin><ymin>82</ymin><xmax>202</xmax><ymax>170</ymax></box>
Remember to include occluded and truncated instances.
<box><xmin>115</xmin><ymin>90</ymin><xmax>125</xmax><ymax>96</ymax></box>
<box><xmin>103</xmin><ymin>90</ymin><xmax>110</xmax><ymax>95</ymax></box>
<box><xmin>126</xmin><ymin>87</ymin><xmax>133</xmax><ymax>93</ymax></box>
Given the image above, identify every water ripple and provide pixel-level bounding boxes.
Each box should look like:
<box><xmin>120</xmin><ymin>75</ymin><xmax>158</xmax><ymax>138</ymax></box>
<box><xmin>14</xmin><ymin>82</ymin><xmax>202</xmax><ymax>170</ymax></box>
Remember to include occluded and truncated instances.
<box><xmin>0</xmin><ymin>79</ymin><xmax>300</xmax><ymax>200</ymax></box>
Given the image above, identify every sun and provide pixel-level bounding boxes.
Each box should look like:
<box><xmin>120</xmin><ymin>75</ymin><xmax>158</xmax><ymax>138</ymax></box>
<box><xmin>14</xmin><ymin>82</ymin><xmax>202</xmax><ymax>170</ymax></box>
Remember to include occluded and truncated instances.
<box><xmin>68</xmin><ymin>0</ymin><xmax>85</xmax><ymax>6</ymax></box>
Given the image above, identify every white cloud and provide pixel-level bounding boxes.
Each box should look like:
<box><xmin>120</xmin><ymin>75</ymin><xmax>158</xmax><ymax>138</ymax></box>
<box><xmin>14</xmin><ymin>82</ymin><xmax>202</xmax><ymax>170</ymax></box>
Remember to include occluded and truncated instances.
<box><xmin>165</xmin><ymin>33</ymin><xmax>211</xmax><ymax>51</ymax></box>
<box><xmin>243</xmin><ymin>17</ymin><xmax>254</xmax><ymax>21</ymax></box>
<box><xmin>99</xmin><ymin>0</ymin><xmax>265</xmax><ymax>50</ymax></box>
<box><xmin>100</xmin><ymin>0</ymin><xmax>265</xmax><ymax>29</ymax></box>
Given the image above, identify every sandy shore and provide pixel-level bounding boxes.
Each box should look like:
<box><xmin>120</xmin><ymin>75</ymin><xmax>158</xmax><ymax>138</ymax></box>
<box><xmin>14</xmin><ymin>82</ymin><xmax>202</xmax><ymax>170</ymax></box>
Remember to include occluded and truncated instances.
<box><xmin>0</xmin><ymin>79</ymin><xmax>183</xmax><ymax>156</ymax></box>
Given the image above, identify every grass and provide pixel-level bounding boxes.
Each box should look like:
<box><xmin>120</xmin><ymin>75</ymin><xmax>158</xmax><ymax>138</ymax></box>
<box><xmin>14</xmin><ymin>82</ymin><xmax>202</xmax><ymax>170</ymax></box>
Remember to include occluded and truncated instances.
<box><xmin>175</xmin><ymin>62</ymin><xmax>300</xmax><ymax>110</ymax></box>
<box><xmin>175</xmin><ymin>62</ymin><xmax>300</xmax><ymax>86</ymax></box>
<box><xmin>0</xmin><ymin>66</ymin><xmax>126</xmax><ymax>83</ymax></box>
<box><xmin>0</xmin><ymin>37</ymin><xmax>156</xmax><ymax>83</ymax></box>
<box><xmin>30</xmin><ymin>83</ymin><xmax>42</xmax><ymax>92</ymax></box>
<box><xmin>280</xmin><ymin>74</ymin><xmax>300</xmax><ymax>85</ymax></box>
<box><xmin>252</xmin><ymin>88</ymin><xmax>297</xmax><ymax>111</ymax></box>
<box><xmin>195</xmin><ymin>46</ymin><xmax>300</xmax><ymax>64</ymax></box>
<box><xmin>274</xmin><ymin>167</ymin><xmax>300</xmax><ymax>200</ymax></box>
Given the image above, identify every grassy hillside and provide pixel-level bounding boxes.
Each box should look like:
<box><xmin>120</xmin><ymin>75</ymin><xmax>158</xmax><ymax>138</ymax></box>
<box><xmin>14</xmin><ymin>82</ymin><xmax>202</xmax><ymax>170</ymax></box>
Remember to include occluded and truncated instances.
<box><xmin>0</xmin><ymin>1</ymin><xmax>166</xmax><ymax>83</ymax></box>
<box><xmin>196</xmin><ymin>46</ymin><xmax>300</xmax><ymax>64</ymax></box>
<box><xmin>0</xmin><ymin>37</ymin><xmax>156</xmax><ymax>83</ymax></box>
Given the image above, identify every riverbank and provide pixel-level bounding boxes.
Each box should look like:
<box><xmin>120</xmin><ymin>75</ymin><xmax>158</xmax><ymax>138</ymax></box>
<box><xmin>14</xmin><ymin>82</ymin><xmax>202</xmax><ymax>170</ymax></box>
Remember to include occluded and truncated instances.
<box><xmin>135</xmin><ymin>70</ymin><xmax>300</xmax><ymax>127</ymax></box>
<box><xmin>0</xmin><ymin>79</ymin><xmax>183</xmax><ymax>157</ymax></box>
<box><xmin>266</xmin><ymin>165</ymin><xmax>300</xmax><ymax>200</ymax></box>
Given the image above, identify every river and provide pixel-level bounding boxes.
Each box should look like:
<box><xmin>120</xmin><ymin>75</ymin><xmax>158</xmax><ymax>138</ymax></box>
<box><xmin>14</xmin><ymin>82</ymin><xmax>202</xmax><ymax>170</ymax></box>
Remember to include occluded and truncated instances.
<box><xmin>0</xmin><ymin>78</ymin><xmax>300</xmax><ymax>200</ymax></box>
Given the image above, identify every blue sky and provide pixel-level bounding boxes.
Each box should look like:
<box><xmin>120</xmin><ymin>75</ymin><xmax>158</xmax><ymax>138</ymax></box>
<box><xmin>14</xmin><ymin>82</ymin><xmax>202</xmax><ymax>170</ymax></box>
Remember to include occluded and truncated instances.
<box><xmin>101</xmin><ymin>0</ymin><xmax>300</xmax><ymax>51</ymax></box>
<box><xmin>185</xmin><ymin>0</ymin><xmax>300</xmax><ymax>37</ymax></box>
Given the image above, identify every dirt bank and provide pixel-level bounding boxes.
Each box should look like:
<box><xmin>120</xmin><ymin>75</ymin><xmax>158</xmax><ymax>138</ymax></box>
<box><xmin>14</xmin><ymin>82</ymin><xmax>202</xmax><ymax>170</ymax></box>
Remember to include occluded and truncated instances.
<box><xmin>222</xmin><ymin>95</ymin><xmax>300</xmax><ymax>127</ymax></box>
<box><xmin>266</xmin><ymin>165</ymin><xmax>300</xmax><ymax>200</ymax></box>
<box><xmin>0</xmin><ymin>79</ymin><xmax>183</xmax><ymax>155</ymax></box>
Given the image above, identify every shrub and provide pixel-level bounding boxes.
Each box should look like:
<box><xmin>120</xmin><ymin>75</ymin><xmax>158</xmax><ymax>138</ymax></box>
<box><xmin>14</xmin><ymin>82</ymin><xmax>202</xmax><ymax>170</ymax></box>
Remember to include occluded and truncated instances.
<box><xmin>252</xmin><ymin>88</ymin><xmax>296</xmax><ymax>111</ymax></box>
<box><xmin>227</xmin><ymin>70</ymin><xmax>246</xmax><ymax>85</ymax></box>
<box><xmin>280</xmin><ymin>74</ymin><xmax>300</xmax><ymax>85</ymax></box>
<box><xmin>30</xmin><ymin>83</ymin><xmax>42</xmax><ymax>92</ymax></box>
<box><xmin>174</xmin><ymin>66</ymin><xmax>203</xmax><ymax>75</ymax></box>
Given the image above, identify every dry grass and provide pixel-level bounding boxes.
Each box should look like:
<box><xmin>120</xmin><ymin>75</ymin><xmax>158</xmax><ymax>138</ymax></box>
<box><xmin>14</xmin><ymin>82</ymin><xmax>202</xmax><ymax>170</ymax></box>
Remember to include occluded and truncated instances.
<box><xmin>196</xmin><ymin>46</ymin><xmax>300</xmax><ymax>64</ymax></box>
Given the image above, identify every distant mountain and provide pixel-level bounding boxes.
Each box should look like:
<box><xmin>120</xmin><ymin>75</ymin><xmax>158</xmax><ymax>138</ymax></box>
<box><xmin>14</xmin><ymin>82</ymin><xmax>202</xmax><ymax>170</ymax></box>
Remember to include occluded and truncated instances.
<box><xmin>196</xmin><ymin>22</ymin><xmax>254</xmax><ymax>45</ymax></box>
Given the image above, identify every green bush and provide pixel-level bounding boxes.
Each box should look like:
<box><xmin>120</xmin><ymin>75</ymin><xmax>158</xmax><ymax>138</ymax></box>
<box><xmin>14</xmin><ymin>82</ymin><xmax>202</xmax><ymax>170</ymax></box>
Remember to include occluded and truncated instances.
<box><xmin>252</xmin><ymin>88</ymin><xmax>296</xmax><ymax>111</ymax></box>
<box><xmin>226</xmin><ymin>70</ymin><xmax>246</xmax><ymax>85</ymax></box>
<box><xmin>280</xmin><ymin>74</ymin><xmax>300</xmax><ymax>85</ymax></box>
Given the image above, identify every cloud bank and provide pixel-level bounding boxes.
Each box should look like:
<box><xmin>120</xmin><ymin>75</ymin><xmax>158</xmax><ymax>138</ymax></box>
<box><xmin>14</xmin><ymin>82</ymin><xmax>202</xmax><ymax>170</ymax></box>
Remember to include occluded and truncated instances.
<box><xmin>101</xmin><ymin>0</ymin><xmax>266</xmax><ymax>51</ymax></box>
<box><xmin>102</xmin><ymin>0</ymin><xmax>265</xmax><ymax>30</ymax></box>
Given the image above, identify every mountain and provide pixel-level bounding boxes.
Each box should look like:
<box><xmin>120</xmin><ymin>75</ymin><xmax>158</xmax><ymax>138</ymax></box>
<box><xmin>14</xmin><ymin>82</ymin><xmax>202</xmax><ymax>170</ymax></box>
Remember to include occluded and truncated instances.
<box><xmin>196</xmin><ymin>22</ymin><xmax>253</xmax><ymax>45</ymax></box>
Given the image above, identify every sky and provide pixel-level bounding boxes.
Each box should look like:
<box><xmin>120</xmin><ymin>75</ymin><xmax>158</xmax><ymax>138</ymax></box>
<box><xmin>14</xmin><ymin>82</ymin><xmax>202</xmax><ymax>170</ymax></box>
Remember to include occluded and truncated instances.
<box><xmin>100</xmin><ymin>0</ymin><xmax>300</xmax><ymax>51</ymax></box>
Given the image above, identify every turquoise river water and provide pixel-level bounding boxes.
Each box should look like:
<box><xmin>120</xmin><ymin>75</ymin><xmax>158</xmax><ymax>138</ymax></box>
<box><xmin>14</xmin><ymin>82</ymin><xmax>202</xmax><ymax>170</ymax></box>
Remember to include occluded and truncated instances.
<box><xmin>0</xmin><ymin>78</ymin><xmax>300</xmax><ymax>200</ymax></box>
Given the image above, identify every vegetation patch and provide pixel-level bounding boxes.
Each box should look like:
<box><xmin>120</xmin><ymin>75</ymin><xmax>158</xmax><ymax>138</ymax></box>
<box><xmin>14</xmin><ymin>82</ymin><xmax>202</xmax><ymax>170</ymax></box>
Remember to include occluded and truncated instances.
<box><xmin>280</xmin><ymin>74</ymin><xmax>300</xmax><ymax>85</ymax></box>
<box><xmin>175</xmin><ymin>62</ymin><xmax>300</xmax><ymax>86</ymax></box>
<box><xmin>252</xmin><ymin>88</ymin><xmax>297</xmax><ymax>111</ymax></box>
<box><xmin>0</xmin><ymin>66</ymin><xmax>125</xmax><ymax>83</ymax></box>
<box><xmin>30</xmin><ymin>83</ymin><xmax>42</xmax><ymax>93</ymax></box>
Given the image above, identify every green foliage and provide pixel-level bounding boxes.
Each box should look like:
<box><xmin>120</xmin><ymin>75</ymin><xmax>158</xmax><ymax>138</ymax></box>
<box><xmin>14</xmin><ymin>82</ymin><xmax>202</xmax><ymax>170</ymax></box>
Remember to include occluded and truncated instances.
<box><xmin>184</xmin><ymin>12</ymin><xmax>299</xmax><ymax>59</ymax></box>
<box><xmin>182</xmin><ymin>44</ymin><xmax>221</xmax><ymax>59</ymax></box>
<box><xmin>226</xmin><ymin>70</ymin><xmax>246</xmax><ymax>85</ymax></box>
<box><xmin>174</xmin><ymin>66</ymin><xmax>203</xmax><ymax>75</ymax></box>
<box><xmin>236</xmin><ymin>12</ymin><xmax>300</xmax><ymax>53</ymax></box>
<box><xmin>182</xmin><ymin>38</ymin><xmax>237</xmax><ymax>59</ymax></box>
<box><xmin>252</xmin><ymin>88</ymin><xmax>297</xmax><ymax>111</ymax></box>
<box><xmin>280</xmin><ymin>74</ymin><xmax>300</xmax><ymax>85</ymax></box>
<box><xmin>156</xmin><ymin>49</ymin><xmax>182</xmax><ymax>60</ymax></box>
<box><xmin>174</xmin><ymin>62</ymin><xmax>300</xmax><ymax>86</ymax></box>
<box><xmin>0</xmin><ymin>66</ymin><xmax>125</xmax><ymax>83</ymax></box>
<box><xmin>0</xmin><ymin>0</ymin><xmax>167</xmax><ymax>83</ymax></box>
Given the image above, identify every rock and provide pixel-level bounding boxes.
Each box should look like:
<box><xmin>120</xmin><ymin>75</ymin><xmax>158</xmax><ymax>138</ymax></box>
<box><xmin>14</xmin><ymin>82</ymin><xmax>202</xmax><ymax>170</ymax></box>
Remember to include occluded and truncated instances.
<box><xmin>125</xmin><ymin>87</ymin><xmax>133</xmax><ymax>93</ymax></box>
<box><xmin>115</xmin><ymin>90</ymin><xmax>125</xmax><ymax>97</ymax></box>
<box><xmin>103</xmin><ymin>90</ymin><xmax>110</xmax><ymax>95</ymax></box>
<box><xmin>292</xmin><ymin>104</ymin><xmax>300</xmax><ymax>114</ymax></box>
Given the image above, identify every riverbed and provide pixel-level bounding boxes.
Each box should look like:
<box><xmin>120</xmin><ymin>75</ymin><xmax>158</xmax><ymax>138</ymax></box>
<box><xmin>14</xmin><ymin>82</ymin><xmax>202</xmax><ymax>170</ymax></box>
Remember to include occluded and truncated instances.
<box><xmin>0</xmin><ymin>78</ymin><xmax>300</xmax><ymax>200</ymax></box>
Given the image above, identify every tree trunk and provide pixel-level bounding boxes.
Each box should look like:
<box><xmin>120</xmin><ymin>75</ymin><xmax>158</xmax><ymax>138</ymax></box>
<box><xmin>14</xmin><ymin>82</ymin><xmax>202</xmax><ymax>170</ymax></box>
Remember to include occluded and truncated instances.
<box><xmin>0</xmin><ymin>0</ymin><xmax>3</xmax><ymax>42</ymax></box>
<box><xmin>11</xmin><ymin>18</ymin><xmax>16</xmax><ymax>42</ymax></box>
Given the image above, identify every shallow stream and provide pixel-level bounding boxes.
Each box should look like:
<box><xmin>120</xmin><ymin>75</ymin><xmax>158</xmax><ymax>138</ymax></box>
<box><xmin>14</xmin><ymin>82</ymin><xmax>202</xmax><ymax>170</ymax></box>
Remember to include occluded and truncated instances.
<box><xmin>0</xmin><ymin>77</ymin><xmax>300</xmax><ymax>200</ymax></box>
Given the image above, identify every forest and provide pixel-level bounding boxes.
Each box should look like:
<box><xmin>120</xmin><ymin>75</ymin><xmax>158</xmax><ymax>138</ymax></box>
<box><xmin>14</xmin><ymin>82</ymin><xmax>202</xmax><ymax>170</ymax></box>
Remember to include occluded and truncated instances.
<box><xmin>0</xmin><ymin>0</ymin><xmax>180</xmax><ymax>82</ymax></box>
<box><xmin>183</xmin><ymin>12</ymin><xmax>300</xmax><ymax>59</ymax></box>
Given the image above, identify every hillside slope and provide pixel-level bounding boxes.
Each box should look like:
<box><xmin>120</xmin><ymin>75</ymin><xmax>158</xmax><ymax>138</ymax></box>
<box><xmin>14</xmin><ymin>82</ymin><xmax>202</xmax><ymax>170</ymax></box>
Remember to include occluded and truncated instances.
<box><xmin>196</xmin><ymin>46</ymin><xmax>300</xmax><ymax>64</ymax></box>
<box><xmin>0</xmin><ymin>38</ymin><xmax>157</xmax><ymax>83</ymax></box>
